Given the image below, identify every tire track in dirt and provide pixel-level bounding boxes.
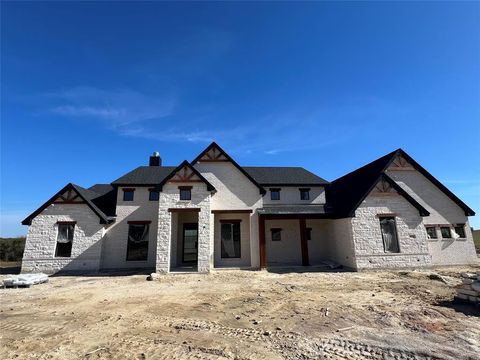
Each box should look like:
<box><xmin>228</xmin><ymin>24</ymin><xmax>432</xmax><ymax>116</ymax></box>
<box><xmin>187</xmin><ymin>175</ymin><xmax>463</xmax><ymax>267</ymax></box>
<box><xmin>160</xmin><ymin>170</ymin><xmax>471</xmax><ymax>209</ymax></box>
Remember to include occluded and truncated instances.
<box><xmin>146</xmin><ymin>316</ymin><xmax>451</xmax><ymax>360</ymax></box>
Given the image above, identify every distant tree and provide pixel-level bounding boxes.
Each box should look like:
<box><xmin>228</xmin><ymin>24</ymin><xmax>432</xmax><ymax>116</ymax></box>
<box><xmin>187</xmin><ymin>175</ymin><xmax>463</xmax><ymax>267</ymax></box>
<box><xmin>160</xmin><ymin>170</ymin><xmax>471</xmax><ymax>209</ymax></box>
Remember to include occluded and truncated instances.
<box><xmin>0</xmin><ymin>237</ymin><xmax>26</xmax><ymax>262</ymax></box>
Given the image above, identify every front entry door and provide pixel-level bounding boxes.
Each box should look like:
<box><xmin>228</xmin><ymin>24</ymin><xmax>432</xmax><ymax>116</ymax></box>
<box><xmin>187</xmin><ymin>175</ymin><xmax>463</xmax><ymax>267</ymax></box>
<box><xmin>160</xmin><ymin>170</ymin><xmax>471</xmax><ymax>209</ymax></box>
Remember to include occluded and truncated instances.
<box><xmin>182</xmin><ymin>223</ymin><xmax>198</xmax><ymax>264</ymax></box>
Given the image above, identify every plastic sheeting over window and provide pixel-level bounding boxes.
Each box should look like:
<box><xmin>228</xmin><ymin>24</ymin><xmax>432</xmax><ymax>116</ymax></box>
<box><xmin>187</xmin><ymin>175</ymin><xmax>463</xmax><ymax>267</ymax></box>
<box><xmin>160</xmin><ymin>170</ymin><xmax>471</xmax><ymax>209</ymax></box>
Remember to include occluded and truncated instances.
<box><xmin>380</xmin><ymin>217</ymin><xmax>400</xmax><ymax>253</ymax></box>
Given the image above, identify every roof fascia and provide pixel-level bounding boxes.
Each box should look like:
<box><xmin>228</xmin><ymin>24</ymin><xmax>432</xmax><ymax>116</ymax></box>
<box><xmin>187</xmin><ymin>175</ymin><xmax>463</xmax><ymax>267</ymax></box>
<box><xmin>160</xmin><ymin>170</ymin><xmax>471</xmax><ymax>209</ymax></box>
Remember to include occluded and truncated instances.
<box><xmin>192</xmin><ymin>142</ymin><xmax>266</xmax><ymax>195</ymax></box>
<box><xmin>22</xmin><ymin>183</ymin><xmax>108</xmax><ymax>225</ymax></box>
<box><xmin>157</xmin><ymin>160</ymin><xmax>216</xmax><ymax>192</ymax></box>
<box><xmin>396</xmin><ymin>150</ymin><xmax>475</xmax><ymax>216</ymax></box>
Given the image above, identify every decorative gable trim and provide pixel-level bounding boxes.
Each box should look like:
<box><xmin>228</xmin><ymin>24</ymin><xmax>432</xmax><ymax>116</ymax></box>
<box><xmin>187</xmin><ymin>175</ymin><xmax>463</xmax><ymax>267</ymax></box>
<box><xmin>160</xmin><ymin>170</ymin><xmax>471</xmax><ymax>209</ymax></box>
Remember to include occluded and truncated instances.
<box><xmin>390</xmin><ymin>150</ymin><xmax>475</xmax><ymax>216</ymax></box>
<box><xmin>388</xmin><ymin>155</ymin><xmax>415</xmax><ymax>171</ymax></box>
<box><xmin>168</xmin><ymin>164</ymin><xmax>203</xmax><ymax>183</ymax></box>
<box><xmin>350</xmin><ymin>174</ymin><xmax>430</xmax><ymax>217</ymax></box>
<box><xmin>53</xmin><ymin>188</ymin><xmax>85</xmax><ymax>204</ymax></box>
<box><xmin>22</xmin><ymin>183</ymin><xmax>110</xmax><ymax>225</ymax></box>
<box><xmin>157</xmin><ymin>160</ymin><xmax>216</xmax><ymax>192</ymax></box>
<box><xmin>192</xmin><ymin>142</ymin><xmax>266</xmax><ymax>195</ymax></box>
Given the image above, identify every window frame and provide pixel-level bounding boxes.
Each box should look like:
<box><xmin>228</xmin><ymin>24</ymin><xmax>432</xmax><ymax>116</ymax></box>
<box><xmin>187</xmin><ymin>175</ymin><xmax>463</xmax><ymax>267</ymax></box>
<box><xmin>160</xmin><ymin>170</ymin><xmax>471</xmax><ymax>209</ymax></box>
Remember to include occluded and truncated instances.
<box><xmin>306</xmin><ymin>227</ymin><xmax>312</xmax><ymax>240</ymax></box>
<box><xmin>379</xmin><ymin>216</ymin><xmax>400</xmax><ymax>253</ymax></box>
<box><xmin>271</xmin><ymin>228</ymin><xmax>282</xmax><ymax>241</ymax></box>
<box><xmin>299</xmin><ymin>188</ymin><xmax>310</xmax><ymax>201</ymax></box>
<box><xmin>270</xmin><ymin>188</ymin><xmax>281</xmax><ymax>201</ymax></box>
<box><xmin>220</xmin><ymin>220</ymin><xmax>242</xmax><ymax>259</ymax></box>
<box><xmin>55</xmin><ymin>221</ymin><xmax>75</xmax><ymax>258</ymax></box>
<box><xmin>425</xmin><ymin>226</ymin><xmax>438</xmax><ymax>240</ymax></box>
<box><xmin>148</xmin><ymin>188</ymin><xmax>160</xmax><ymax>201</ymax></box>
<box><xmin>126</xmin><ymin>221</ymin><xmax>150</xmax><ymax>261</ymax></box>
<box><xmin>454</xmin><ymin>224</ymin><xmax>466</xmax><ymax>239</ymax></box>
<box><xmin>440</xmin><ymin>226</ymin><xmax>452</xmax><ymax>239</ymax></box>
<box><xmin>179</xmin><ymin>186</ymin><xmax>192</xmax><ymax>201</ymax></box>
<box><xmin>123</xmin><ymin>188</ymin><xmax>135</xmax><ymax>201</ymax></box>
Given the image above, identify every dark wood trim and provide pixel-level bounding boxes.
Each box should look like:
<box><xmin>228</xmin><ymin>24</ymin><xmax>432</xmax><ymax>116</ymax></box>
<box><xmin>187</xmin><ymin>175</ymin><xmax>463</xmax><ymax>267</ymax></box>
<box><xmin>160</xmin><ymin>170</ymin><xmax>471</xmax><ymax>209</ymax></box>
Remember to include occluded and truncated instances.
<box><xmin>299</xmin><ymin>188</ymin><xmax>311</xmax><ymax>191</ymax></box>
<box><xmin>299</xmin><ymin>218</ymin><xmax>309</xmax><ymax>266</ymax></box>
<box><xmin>127</xmin><ymin>220</ymin><xmax>152</xmax><ymax>224</ymax></box>
<box><xmin>168</xmin><ymin>208</ymin><xmax>201</xmax><ymax>213</ymax></box>
<box><xmin>211</xmin><ymin>209</ymin><xmax>253</xmax><ymax>214</ymax></box>
<box><xmin>122</xmin><ymin>188</ymin><xmax>136</xmax><ymax>192</ymax></box>
<box><xmin>191</xmin><ymin>142</ymin><xmax>266</xmax><ymax>195</ymax></box>
<box><xmin>57</xmin><ymin>221</ymin><xmax>77</xmax><ymax>225</ymax></box>
<box><xmin>261</xmin><ymin>214</ymin><xmax>331</xmax><ymax>220</ymax></box>
<box><xmin>178</xmin><ymin>186</ymin><xmax>193</xmax><ymax>190</ymax></box>
<box><xmin>376</xmin><ymin>213</ymin><xmax>397</xmax><ymax>218</ymax></box>
<box><xmin>219</xmin><ymin>219</ymin><xmax>242</xmax><ymax>223</ymax></box>
<box><xmin>259</xmin><ymin>215</ymin><xmax>266</xmax><ymax>268</ymax></box>
<box><xmin>169</xmin><ymin>180</ymin><xmax>203</xmax><ymax>183</ymax></box>
<box><xmin>269</xmin><ymin>188</ymin><xmax>281</xmax><ymax>191</ymax></box>
<box><xmin>148</xmin><ymin>188</ymin><xmax>159</xmax><ymax>192</ymax></box>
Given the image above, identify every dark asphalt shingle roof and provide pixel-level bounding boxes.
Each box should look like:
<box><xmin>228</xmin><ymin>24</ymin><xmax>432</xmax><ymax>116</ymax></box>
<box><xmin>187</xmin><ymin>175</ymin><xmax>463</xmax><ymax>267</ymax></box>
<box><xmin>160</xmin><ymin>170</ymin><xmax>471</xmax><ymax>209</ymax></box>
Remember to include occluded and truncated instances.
<box><xmin>258</xmin><ymin>205</ymin><xmax>327</xmax><ymax>215</ymax></box>
<box><xmin>22</xmin><ymin>183</ymin><xmax>116</xmax><ymax>225</ymax></box>
<box><xmin>326</xmin><ymin>150</ymin><xmax>398</xmax><ymax>217</ymax></box>
<box><xmin>111</xmin><ymin>165</ymin><xmax>328</xmax><ymax>186</ymax></box>
<box><xmin>111</xmin><ymin>166</ymin><xmax>176</xmax><ymax>185</ymax></box>
<box><xmin>242</xmin><ymin>167</ymin><xmax>328</xmax><ymax>186</ymax></box>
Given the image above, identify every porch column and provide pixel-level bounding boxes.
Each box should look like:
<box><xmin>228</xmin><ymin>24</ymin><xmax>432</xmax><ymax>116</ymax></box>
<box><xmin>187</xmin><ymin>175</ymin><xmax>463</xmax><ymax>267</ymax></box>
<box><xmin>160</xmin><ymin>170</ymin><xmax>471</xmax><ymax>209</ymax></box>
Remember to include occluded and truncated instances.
<box><xmin>197</xmin><ymin>207</ymin><xmax>211</xmax><ymax>273</ymax></box>
<box><xmin>299</xmin><ymin>218</ymin><xmax>310</xmax><ymax>266</ymax></box>
<box><xmin>156</xmin><ymin>209</ymin><xmax>171</xmax><ymax>273</ymax></box>
<box><xmin>259</xmin><ymin>215</ymin><xmax>266</xmax><ymax>268</ymax></box>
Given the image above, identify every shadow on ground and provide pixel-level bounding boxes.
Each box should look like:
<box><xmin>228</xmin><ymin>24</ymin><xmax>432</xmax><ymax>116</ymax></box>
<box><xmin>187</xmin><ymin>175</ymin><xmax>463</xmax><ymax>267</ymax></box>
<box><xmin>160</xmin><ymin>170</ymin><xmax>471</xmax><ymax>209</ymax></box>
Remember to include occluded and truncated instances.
<box><xmin>436</xmin><ymin>299</ymin><xmax>480</xmax><ymax>317</ymax></box>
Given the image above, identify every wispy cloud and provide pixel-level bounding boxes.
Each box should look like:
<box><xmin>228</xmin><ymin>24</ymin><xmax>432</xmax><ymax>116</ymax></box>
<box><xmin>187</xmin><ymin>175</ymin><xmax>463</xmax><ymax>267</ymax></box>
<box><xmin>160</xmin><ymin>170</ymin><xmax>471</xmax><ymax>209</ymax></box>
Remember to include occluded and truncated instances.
<box><xmin>45</xmin><ymin>86</ymin><xmax>175</xmax><ymax>130</ymax></box>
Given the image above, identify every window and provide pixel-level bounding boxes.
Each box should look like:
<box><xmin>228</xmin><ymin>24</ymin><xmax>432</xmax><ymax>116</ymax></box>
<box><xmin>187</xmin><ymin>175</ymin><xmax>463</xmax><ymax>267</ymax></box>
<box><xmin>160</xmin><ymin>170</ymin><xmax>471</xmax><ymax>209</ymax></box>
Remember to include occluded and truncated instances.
<box><xmin>300</xmin><ymin>188</ymin><xmax>310</xmax><ymax>201</ymax></box>
<box><xmin>426</xmin><ymin>226</ymin><xmax>437</xmax><ymax>239</ymax></box>
<box><xmin>126</xmin><ymin>223</ymin><xmax>149</xmax><ymax>261</ymax></box>
<box><xmin>123</xmin><ymin>189</ymin><xmax>135</xmax><ymax>201</ymax></box>
<box><xmin>379</xmin><ymin>217</ymin><xmax>400</xmax><ymax>253</ymax></box>
<box><xmin>149</xmin><ymin>189</ymin><xmax>159</xmax><ymax>201</ymax></box>
<box><xmin>306</xmin><ymin>227</ymin><xmax>312</xmax><ymax>240</ymax></box>
<box><xmin>179</xmin><ymin>186</ymin><xmax>192</xmax><ymax>200</ymax></box>
<box><xmin>454</xmin><ymin>225</ymin><xmax>466</xmax><ymax>238</ymax></box>
<box><xmin>220</xmin><ymin>221</ymin><xmax>241</xmax><ymax>258</ymax></box>
<box><xmin>271</xmin><ymin>228</ymin><xmax>282</xmax><ymax>241</ymax></box>
<box><xmin>440</xmin><ymin>227</ymin><xmax>452</xmax><ymax>239</ymax></box>
<box><xmin>270</xmin><ymin>188</ymin><xmax>280</xmax><ymax>201</ymax></box>
<box><xmin>55</xmin><ymin>223</ymin><xmax>75</xmax><ymax>257</ymax></box>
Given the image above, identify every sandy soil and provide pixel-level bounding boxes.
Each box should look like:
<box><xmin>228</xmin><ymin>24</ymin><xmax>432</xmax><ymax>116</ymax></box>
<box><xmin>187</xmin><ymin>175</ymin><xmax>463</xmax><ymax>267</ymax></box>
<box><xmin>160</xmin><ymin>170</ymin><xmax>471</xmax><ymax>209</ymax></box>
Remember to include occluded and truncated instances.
<box><xmin>1</xmin><ymin>267</ymin><xmax>479</xmax><ymax>360</ymax></box>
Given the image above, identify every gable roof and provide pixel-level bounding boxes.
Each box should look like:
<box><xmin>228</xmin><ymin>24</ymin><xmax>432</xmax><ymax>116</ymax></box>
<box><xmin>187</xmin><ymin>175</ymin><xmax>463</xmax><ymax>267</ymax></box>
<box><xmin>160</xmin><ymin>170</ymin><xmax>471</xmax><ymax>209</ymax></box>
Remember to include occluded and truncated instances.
<box><xmin>244</xmin><ymin>167</ymin><xmax>329</xmax><ymax>186</ymax></box>
<box><xmin>157</xmin><ymin>160</ymin><xmax>216</xmax><ymax>192</ymax></box>
<box><xmin>192</xmin><ymin>142</ymin><xmax>266</xmax><ymax>195</ymax></box>
<box><xmin>327</xmin><ymin>148</ymin><xmax>474</xmax><ymax>217</ymax></box>
<box><xmin>22</xmin><ymin>183</ymin><xmax>115</xmax><ymax>225</ymax></box>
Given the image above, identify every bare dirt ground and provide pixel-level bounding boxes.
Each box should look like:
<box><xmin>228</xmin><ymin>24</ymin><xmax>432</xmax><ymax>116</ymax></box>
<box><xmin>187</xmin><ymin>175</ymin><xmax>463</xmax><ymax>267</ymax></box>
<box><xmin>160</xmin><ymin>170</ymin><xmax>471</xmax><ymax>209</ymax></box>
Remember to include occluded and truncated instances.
<box><xmin>1</xmin><ymin>267</ymin><xmax>479</xmax><ymax>360</ymax></box>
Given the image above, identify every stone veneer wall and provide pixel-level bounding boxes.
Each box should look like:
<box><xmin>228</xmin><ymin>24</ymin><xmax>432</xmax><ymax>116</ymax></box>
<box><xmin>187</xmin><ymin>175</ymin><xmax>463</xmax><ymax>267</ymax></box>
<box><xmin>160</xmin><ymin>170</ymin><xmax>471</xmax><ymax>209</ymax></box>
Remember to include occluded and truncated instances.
<box><xmin>156</xmin><ymin>182</ymin><xmax>212</xmax><ymax>273</ymax></box>
<box><xmin>351</xmin><ymin>193</ymin><xmax>431</xmax><ymax>269</ymax></box>
<box><xmin>386</xmin><ymin>167</ymin><xmax>477</xmax><ymax>266</ymax></box>
<box><xmin>21</xmin><ymin>204</ymin><xmax>105</xmax><ymax>274</ymax></box>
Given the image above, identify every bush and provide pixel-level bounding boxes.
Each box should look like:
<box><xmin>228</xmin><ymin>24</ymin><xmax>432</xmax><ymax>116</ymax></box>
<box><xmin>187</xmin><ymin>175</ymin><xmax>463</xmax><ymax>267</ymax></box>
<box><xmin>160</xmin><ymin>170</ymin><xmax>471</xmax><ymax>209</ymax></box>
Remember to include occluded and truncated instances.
<box><xmin>0</xmin><ymin>237</ymin><xmax>26</xmax><ymax>262</ymax></box>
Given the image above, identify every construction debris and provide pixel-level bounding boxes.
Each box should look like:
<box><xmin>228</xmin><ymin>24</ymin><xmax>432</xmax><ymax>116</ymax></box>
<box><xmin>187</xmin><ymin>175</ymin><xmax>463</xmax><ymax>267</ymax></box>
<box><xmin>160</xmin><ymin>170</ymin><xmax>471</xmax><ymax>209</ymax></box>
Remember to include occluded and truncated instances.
<box><xmin>455</xmin><ymin>272</ymin><xmax>480</xmax><ymax>305</ymax></box>
<box><xmin>2</xmin><ymin>273</ymin><xmax>48</xmax><ymax>288</ymax></box>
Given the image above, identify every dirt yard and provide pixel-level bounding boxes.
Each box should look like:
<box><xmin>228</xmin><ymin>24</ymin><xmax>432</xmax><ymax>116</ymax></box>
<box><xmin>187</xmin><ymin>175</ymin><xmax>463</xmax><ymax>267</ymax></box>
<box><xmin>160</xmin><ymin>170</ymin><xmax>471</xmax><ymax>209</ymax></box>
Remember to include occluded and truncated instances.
<box><xmin>1</xmin><ymin>267</ymin><xmax>479</xmax><ymax>360</ymax></box>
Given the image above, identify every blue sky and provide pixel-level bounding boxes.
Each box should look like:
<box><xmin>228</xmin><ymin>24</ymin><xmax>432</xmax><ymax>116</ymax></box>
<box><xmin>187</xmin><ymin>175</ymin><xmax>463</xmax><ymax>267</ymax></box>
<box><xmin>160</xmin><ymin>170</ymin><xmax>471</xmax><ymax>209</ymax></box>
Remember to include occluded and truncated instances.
<box><xmin>1</xmin><ymin>2</ymin><xmax>479</xmax><ymax>236</ymax></box>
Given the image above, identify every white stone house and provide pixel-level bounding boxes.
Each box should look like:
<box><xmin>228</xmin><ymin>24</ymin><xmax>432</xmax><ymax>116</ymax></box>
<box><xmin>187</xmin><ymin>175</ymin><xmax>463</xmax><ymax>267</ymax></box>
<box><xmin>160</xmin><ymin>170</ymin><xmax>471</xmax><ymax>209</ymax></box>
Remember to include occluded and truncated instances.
<box><xmin>21</xmin><ymin>142</ymin><xmax>477</xmax><ymax>274</ymax></box>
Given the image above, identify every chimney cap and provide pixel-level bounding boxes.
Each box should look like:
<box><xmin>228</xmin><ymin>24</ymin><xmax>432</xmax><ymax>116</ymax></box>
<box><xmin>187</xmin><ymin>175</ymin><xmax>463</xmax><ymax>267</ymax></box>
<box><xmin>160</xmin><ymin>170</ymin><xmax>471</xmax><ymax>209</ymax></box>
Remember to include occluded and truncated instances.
<box><xmin>152</xmin><ymin>151</ymin><xmax>160</xmax><ymax>157</ymax></box>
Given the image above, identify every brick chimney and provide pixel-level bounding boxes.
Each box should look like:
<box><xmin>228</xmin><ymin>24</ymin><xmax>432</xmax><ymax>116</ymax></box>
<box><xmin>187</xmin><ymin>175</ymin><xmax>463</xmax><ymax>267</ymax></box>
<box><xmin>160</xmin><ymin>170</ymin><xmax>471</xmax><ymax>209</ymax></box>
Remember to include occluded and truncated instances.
<box><xmin>149</xmin><ymin>152</ymin><xmax>162</xmax><ymax>166</ymax></box>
